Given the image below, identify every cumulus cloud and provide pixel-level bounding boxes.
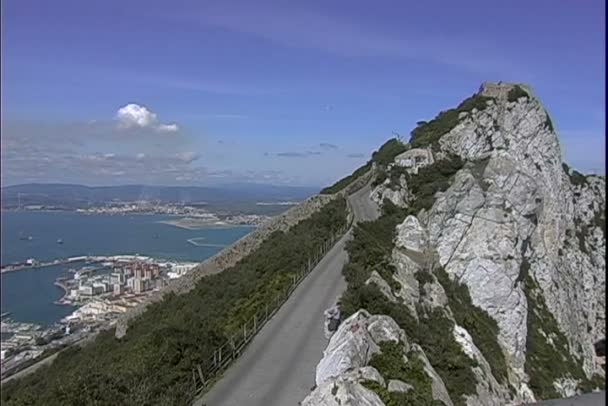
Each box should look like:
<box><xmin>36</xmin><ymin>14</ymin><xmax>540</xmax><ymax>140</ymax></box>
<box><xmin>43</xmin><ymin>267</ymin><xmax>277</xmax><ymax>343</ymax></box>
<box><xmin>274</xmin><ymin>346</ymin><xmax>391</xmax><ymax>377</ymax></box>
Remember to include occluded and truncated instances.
<box><xmin>116</xmin><ymin>103</ymin><xmax>180</xmax><ymax>133</ymax></box>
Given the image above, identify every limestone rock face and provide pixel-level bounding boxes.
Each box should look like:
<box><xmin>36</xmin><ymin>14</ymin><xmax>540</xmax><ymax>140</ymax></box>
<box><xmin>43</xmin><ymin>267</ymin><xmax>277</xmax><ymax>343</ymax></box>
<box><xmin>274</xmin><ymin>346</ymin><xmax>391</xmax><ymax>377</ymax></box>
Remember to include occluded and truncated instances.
<box><xmin>315</xmin><ymin>310</ymin><xmax>408</xmax><ymax>386</ymax></box>
<box><xmin>302</xmin><ymin>376</ymin><xmax>385</xmax><ymax>406</ymax></box>
<box><xmin>396</xmin><ymin>215</ymin><xmax>428</xmax><ymax>254</ymax></box>
<box><xmin>387</xmin><ymin>379</ymin><xmax>414</xmax><ymax>393</ymax></box>
<box><xmin>426</xmin><ymin>86</ymin><xmax>606</xmax><ymax>385</ymax></box>
<box><xmin>411</xmin><ymin>344</ymin><xmax>454</xmax><ymax>406</ymax></box>
<box><xmin>371</xmin><ymin>175</ymin><xmax>410</xmax><ymax>208</ymax></box>
<box><xmin>365</xmin><ymin>271</ymin><xmax>397</xmax><ymax>303</ymax></box>
<box><xmin>307</xmin><ymin>82</ymin><xmax>605</xmax><ymax>405</ymax></box>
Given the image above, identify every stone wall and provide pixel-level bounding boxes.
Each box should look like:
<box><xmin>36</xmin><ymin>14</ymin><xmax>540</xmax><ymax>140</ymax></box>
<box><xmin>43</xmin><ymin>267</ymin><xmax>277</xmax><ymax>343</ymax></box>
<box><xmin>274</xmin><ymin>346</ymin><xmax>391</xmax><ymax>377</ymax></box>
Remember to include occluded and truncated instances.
<box><xmin>114</xmin><ymin>193</ymin><xmax>342</xmax><ymax>338</ymax></box>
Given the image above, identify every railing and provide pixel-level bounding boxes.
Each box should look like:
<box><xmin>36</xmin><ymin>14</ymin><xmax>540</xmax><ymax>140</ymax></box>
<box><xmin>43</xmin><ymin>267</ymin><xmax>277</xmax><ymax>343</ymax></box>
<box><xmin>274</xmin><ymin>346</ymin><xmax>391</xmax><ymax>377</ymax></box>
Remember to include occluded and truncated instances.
<box><xmin>191</xmin><ymin>222</ymin><xmax>351</xmax><ymax>397</ymax></box>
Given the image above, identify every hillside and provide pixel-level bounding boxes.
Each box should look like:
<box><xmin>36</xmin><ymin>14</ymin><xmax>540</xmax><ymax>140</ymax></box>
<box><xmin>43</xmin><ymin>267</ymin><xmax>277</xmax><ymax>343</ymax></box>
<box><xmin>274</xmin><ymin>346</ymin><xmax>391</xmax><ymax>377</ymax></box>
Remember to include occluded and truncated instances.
<box><xmin>304</xmin><ymin>82</ymin><xmax>606</xmax><ymax>405</ymax></box>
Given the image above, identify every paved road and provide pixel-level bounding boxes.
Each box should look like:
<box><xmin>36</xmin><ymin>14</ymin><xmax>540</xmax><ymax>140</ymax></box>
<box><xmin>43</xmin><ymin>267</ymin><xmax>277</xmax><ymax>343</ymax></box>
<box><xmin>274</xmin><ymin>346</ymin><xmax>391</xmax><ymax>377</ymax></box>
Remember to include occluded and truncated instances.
<box><xmin>531</xmin><ymin>392</ymin><xmax>605</xmax><ymax>405</ymax></box>
<box><xmin>197</xmin><ymin>185</ymin><xmax>379</xmax><ymax>406</ymax></box>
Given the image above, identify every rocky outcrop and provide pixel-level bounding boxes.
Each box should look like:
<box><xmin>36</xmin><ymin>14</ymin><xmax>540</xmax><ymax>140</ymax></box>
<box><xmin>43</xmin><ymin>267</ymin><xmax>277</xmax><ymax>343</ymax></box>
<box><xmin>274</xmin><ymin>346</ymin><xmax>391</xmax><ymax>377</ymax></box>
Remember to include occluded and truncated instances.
<box><xmin>302</xmin><ymin>376</ymin><xmax>384</xmax><ymax>406</ymax></box>
<box><xmin>306</xmin><ymin>82</ymin><xmax>605</xmax><ymax>405</ymax></box>
<box><xmin>315</xmin><ymin>310</ymin><xmax>407</xmax><ymax>386</ymax></box>
<box><xmin>115</xmin><ymin>193</ymin><xmax>340</xmax><ymax>338</ymax></box>
<box><xmin>371</xmin><ymin>176</ymin><xmax>410</xmax><ymax>208</ymax></box>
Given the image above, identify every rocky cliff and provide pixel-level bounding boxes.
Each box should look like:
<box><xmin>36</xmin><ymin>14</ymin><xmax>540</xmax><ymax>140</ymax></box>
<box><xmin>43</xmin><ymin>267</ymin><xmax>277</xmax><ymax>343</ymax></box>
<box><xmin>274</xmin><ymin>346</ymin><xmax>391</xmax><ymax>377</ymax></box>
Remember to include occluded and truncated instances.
<box><xmin>304</xmin><ymin>82</ymin><xmax>605</xmax><ymax>405</ymax></box>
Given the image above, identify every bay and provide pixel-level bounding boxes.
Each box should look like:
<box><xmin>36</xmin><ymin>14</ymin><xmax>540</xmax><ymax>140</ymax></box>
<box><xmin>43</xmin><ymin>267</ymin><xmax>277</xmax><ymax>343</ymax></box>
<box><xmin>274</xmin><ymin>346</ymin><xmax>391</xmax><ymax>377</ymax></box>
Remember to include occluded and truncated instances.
<box><xmin>0</xmin><ymin>211</ymin><xmax>252</xmax><ymax>326</ymax></box>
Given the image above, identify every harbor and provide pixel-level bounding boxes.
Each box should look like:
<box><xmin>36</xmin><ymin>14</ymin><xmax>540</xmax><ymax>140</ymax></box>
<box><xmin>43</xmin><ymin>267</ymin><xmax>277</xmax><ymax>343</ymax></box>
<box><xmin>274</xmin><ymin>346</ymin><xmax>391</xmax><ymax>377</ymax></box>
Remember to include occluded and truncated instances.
<box><xmin>1</xmin><ymin>256</ymin><xmax>91</xmax><ymax>274</ymax></box>
<box><xmin>1</xmin><ymin>254</ymin><xmax>199</xmax><ymax>380</ymax></box>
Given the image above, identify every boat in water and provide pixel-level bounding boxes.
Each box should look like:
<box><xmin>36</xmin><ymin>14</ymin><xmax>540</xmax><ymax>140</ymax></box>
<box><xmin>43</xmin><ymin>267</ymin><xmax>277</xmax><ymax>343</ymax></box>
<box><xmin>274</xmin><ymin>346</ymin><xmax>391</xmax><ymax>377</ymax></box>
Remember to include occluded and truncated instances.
<box><xmin>57</xmin><ymin>238</ymin><xmax>64</xmax><ymax>244</ymax></box>
<box><xmin>18</xmin><ymin>232</ymin><xmax>32</xmax><ymax>241</ymax></box>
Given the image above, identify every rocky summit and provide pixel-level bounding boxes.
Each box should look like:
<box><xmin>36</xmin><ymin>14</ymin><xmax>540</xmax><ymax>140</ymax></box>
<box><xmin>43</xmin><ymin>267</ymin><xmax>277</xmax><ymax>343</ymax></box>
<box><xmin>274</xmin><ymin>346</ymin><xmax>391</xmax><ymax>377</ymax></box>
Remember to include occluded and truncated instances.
<box><xmin>304</xmin><ymin>82</ymin><xmax>606</xmax><ymax>405</ymax></box>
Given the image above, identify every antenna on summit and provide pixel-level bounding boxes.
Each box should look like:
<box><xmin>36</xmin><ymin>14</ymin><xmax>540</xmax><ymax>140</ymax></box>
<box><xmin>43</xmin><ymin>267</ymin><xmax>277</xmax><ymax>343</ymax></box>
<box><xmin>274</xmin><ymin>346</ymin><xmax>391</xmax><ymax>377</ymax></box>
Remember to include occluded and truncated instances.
<box><xmin>392</xmin><ymin>131</ymin><xmax>403</xmax><ymax>143</ymax></box>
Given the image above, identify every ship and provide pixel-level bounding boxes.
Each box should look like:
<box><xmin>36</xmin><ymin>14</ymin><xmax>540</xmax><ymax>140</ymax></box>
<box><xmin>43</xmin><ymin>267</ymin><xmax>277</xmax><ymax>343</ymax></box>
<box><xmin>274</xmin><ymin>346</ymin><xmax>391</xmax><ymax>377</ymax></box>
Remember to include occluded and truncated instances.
<box><xmin>57</xmin><ymin>238</ymin><xmax>64</xmax><ymax>244</ymax></box>
<box><xmin>18</xmin><ymin>232</ymin><xmax>32</xmax><ymax>241</ymax></box>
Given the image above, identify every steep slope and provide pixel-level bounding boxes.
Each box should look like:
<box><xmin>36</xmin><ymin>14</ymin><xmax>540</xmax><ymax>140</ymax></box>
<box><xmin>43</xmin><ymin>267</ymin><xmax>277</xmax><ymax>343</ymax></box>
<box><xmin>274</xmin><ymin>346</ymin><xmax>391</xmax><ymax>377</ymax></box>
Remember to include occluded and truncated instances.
<box><xmin>303</xmin><ymin>82</ymin><xmax>605</xmax><ymax>405</ymax></box>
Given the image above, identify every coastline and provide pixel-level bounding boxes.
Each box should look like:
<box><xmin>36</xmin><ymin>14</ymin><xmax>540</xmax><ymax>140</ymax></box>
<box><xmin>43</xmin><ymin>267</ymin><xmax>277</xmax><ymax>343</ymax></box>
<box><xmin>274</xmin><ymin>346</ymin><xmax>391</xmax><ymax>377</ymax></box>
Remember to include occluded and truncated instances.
<box><xmin>53</xmin><ymin>280</ymin><xmax>72</xmax><ymax>306</ymax></box>
<box><xmin>158</xmin><ymin>218</ymin><xmax>252</xmax><ymax>230</ymax></box>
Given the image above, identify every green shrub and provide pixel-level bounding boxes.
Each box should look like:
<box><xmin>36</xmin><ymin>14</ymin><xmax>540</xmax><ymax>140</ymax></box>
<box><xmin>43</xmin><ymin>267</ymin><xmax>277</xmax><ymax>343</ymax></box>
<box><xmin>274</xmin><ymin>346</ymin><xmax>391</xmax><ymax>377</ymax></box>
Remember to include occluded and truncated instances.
<box><xmin>371</xmin><ymin>138</ymin><xmax>408</xmax><ymax>166</ymax></box>
<box><xmin>339</xmin><ymin>205</ymin><xmax>478</xmax><ymax>406</ymax></box>
<box><xmin>321</xmin><ymin>138</ymin><xmax>407</xmax><ymax>195</ymax></box>
<box><xmin>545</xmin><ymin>112</ymin><xmax>555</xmax><ymax>132</ymax></box>
<box><xmin>372</xmin><ymin>167</ymin><xmax>388</xmax><ymax>187</ymax></box>
<box><xmin>409</xmin><ymin>93</ymin><xmax>493</xmax><ymax>150</ymax></box>
<box><xmin>321</xmin><ymin>162</ymin><xmax>372</xmax><ymax>194</ymax></box>
<box><xmin>406</xmin><ymin>155</ymin><xmax>464</xmax><ymax>212</ymax></box>
<box><xmin>364</xmin><ymin>341</ymin><xmax>441</xmax><ymax>405</ymax></box>
<box><xmin>415</xmin><ymin>271</ymin><xmax>434</xmax><ymax>288</ymax></box>
<box><xmin>1</xmin><ymin>199</ymin><xmax>348</xmax><ymax>405</ymax></box>
<box><xmin>569</xmin><ymin>169</ymin><xmax>589</xmax><ymax>187</ymax></box>
<box><xmin>436</xmin><ymin>268</ymin><xmax>508</xmax><ymax>384</ymax></box>
<box><xmin>523</xmin><ymin>272</ymin><xmax>605</xmax><ymax>398</ymax></box>
<box><xmin>507</xmin><ymin>85</ymin><xmax>529</xmax><ymax>102</ymax></box>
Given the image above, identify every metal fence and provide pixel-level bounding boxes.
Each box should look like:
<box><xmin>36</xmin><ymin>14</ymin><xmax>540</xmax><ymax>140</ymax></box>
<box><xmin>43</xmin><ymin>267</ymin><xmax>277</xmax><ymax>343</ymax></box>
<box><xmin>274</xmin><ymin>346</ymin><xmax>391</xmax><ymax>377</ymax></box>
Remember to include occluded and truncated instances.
<box><xmin>191</xmin><ymin>222</ymin><xmax>351</xmax><ymax>396</ymax></box>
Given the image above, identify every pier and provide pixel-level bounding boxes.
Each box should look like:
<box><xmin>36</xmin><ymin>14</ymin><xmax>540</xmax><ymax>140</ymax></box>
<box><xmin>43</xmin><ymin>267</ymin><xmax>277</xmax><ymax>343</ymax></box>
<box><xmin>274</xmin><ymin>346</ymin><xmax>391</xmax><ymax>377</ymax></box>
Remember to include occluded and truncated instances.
<box><xmin>0</xmin><ymin>257</ymin><xmax>91</xmax><ymax>274</ymax></box>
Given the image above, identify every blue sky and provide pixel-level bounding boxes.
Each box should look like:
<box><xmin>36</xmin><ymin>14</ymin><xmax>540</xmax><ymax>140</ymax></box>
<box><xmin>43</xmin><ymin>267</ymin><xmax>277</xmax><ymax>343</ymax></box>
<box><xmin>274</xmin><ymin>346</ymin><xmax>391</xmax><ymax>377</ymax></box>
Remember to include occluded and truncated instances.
<box><xmin>1</xmin><ymin>0</ymin><xmax>604</xmax><ymax>187</ymax></box>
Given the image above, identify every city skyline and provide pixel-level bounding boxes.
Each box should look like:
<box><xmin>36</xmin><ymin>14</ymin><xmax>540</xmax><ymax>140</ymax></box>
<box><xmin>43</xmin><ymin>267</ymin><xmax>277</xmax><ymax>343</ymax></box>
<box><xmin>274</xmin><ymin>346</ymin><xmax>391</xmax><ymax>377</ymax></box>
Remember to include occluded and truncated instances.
<box><xmin>1</xmin><ymin>0</ymin><xmax>605</xmax><ymax>187</ymax></box>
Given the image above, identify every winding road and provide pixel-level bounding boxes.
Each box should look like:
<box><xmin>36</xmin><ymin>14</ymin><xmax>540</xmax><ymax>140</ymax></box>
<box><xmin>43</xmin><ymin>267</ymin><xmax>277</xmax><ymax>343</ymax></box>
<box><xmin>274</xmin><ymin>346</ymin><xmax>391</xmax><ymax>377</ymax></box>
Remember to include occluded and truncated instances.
<box><xmin>196</xmin><ymin>185</ymin><xmax>379</xmax><ymax>406</ymax></box>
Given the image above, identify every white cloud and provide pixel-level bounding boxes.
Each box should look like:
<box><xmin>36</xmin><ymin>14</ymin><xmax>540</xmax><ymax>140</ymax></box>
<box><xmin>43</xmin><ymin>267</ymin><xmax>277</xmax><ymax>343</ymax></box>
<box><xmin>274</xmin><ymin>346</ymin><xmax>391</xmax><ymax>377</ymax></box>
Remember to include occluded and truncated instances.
<box><xmin>157</xmin><ymin>123</ymin><xmax>179</xmax><ymax>133</ymax></box>
<box><xmin>174</xmin><ymin>151</ymin><xmax>201</xmax><ymax>163</ymax></box>
<box><xmin>136</xmin><ymin>153</ymin><xmax>146</xmax><ymax>160</ymax></box>
<box><xmin>116</xmin><ymin>104</ymin><xmax>158</xmax><ymax>129</ymax></box>
<box><xmin>115</xmin><ymin>103</ymin><xmax>180</xmax><ymax>133</ymax></box>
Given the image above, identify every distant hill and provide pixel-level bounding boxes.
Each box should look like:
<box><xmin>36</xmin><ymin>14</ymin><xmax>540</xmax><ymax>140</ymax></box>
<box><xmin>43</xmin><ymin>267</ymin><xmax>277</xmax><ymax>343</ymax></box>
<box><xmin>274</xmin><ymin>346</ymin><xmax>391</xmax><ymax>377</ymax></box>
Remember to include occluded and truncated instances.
<box><xmin>0</xmin><ymin>183</ymin><xmax>319</xmax><ymax>210</ymax></box>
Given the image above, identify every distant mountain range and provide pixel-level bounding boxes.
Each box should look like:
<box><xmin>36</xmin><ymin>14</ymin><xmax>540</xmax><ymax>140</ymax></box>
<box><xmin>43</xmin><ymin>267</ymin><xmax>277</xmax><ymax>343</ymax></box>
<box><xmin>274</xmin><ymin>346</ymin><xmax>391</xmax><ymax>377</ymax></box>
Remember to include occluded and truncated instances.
<box><xmin>0</xmin><ymin>183</ymin><xmax>320</xmax><ymax>209</ymax></box>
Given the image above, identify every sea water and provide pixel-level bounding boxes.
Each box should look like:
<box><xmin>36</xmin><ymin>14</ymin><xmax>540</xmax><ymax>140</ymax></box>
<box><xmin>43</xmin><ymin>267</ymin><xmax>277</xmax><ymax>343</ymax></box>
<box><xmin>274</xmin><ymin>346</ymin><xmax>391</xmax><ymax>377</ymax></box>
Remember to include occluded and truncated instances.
<box><xmin>0</xmin><ymin>211</ymin><xmax>252</xmax><ymax>326</ymax></box>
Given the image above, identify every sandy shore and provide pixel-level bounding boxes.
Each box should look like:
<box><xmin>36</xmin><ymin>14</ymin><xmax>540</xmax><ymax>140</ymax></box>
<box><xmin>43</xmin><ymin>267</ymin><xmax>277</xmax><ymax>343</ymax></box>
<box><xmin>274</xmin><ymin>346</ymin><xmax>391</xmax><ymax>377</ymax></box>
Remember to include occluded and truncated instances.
<box><xmin>158</xmin><ymin>218</ymin><xmax>238</xmax><ymax>230</ymax></box>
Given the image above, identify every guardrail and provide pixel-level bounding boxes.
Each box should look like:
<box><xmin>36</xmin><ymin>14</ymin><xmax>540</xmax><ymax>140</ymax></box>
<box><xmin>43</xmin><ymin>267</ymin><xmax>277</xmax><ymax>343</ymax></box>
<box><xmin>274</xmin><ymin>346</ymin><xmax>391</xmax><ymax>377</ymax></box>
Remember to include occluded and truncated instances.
<box><xmin>191</xmin><ymin>208</ymin><xmax>353</xmax><ymax>397</ymax></box>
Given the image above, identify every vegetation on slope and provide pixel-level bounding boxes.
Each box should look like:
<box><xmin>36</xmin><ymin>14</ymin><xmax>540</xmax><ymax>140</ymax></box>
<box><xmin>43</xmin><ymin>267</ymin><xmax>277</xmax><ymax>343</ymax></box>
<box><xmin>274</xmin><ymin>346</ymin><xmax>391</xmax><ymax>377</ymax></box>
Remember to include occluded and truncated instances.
<box><xmin>409</xmin><ymin>93</ymin><xmax>494</xmax><ymax>150</ymax></box>
<box><xmin>363</xmin><ymin>341</ymin><xmax>443</xmax><ymax>406</ymax></box>
<box><xmin>507</xmin><ymin>85</ymin><xmax>529</xmax><ymax>102</ymax></box>
<box><xmin>320</xmin><ymin>138</ymin><xmax>407</xmax><ymax>194</ymax></box>
<box><xmin>404</xmin><ymin>156</ymin><xmax>463</xmax><ymax>212</ymax></box>
<box><xmin>338</xmin><ymin>201</ymin><xmax>478</xmax><ymax>406</ymax></box>
<box><xmin>320</xmin><ymin>162</ymin><xmax>372</xmax><ymax>194</ymax></box>
<box><xmin>562</xmin><ymin>163</ymin><xmax>589</xmax><ymax>187</ymax></box>
<box><xmin>523</xmin><ymin>271</ymin><xmax>605</xmax><ymax>399</ymax></box>
<box><xmin>1</xmin><ymin>198</ymin><xmax>348</xmax><ymax>406</ymax></box>
<box><xmin>436</xmin><ymin>267</ymin><xmax>508</xmax><ymax>384</ymax></box>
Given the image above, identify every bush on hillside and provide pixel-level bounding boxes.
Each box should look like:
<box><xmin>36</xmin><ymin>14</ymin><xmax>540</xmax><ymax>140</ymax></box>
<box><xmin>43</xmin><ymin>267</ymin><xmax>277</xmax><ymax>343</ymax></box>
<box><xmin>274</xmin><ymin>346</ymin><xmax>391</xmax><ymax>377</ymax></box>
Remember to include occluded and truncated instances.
<box><xmin>1</xmin><ymin>199</ymin><xmax>348</xmax><ymax>405</ymax></box>
<box><xmin>507</xmin><ymin>85</ymin><xmax>529</xmax><ymax>102</ymax></box>
<box><xmin>409</xmin><ymin>93</ymin><xmax>493</xmax><ymax>150</ymax></box>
